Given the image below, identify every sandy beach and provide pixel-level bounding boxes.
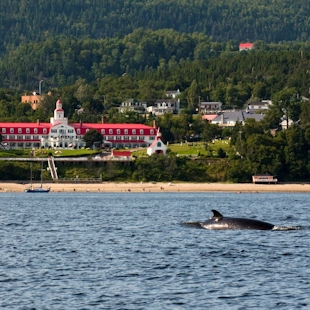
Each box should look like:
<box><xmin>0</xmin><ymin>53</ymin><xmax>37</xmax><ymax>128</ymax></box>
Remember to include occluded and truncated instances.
<box><xmin>0</xmin><ymin>181</ymin><xmax>310</xmax><ymax>193</ymax></box>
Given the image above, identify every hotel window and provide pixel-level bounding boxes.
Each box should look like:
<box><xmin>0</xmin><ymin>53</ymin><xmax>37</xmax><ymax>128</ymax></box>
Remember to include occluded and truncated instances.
<box><xmin>132</xmin><ymin>129</ymin><xmax>136</xmax><ymax>134</ymax></box>
<box><xmin>18</xmin><ymin>128</ymin><xmax>22</xmax><ymax>133</ymax></box>
<box><xmin>68</xmin><ymin>129</ymin><xmax>74</xmax><ymax>133</ymax></box>
<box><xmin>33</xmin><ymin>136</ymin><xmax>39</xmax><ymax>140</ymax></box>
<box><xmin>25</xmin><ymin>136</ymin><xmax>31</xmax><ymax>140</ymax></box>
<box><xmin>109</xmin><ymin>129</ymin><xmax>113</xmax><ymax>134</ymax></box>
<box><xmin>59</xmin><ymin>129</ymin><xmax>66</xmax><ymax>134</ymax></box>
<box><xmin>10</xmin><ymin>128</ymin><xmax>14</xmax><ymax>133</ymax></box>
<box><xmin>140</xmin><ymin>129</ymin><xmax>144</xmax><ymax>134</ymax></box>
<box><xmin>26</xmin><ymin>128</ymin><xmax>30</xmax><ymax>133</ymax></box>
<box><xmin>1</xmin><ymin>128</ymin><xmax>6</xmax><ymax>133</ymax></box>
<box><xmin>124</xmin><ymin>129</ymin><xmax>128</xmax><ymax>134</ymax></box>
<box><xmin>51</xmin><ymin>129</ymin><xmax>57</xmax><ymax>133</ymax></box>
<box><xmin>101</xmin><ymin>129</ymin><xmax>105</xmax><ymax>134</ymax></box>
<box><xmin>43</xmin><ymin>128</ymin><xmax>47</xmax><ymax>134</ymax></box>
<box><xmin>132</xmin><ymin>136</ymin><xmax>137</xmax><ymax>140</ymax></box>
<box><xmin>108</xmin><ymin>136</ymin><xmax>114</xmax><ymax>140</ymax></box>
<box><xmin>34</xmin><ymin>128</ymin><xmax>38</xmax><ymax>133</ymax></box>
<box><xmin>17</xmin><ymin>135</ymin><xmax>23</xmax><ymax>140</ymax></box>
<box><xmin>124</xmin><ymin>136</ymin><xmax>129</xmax><ymax>140</ymax></box>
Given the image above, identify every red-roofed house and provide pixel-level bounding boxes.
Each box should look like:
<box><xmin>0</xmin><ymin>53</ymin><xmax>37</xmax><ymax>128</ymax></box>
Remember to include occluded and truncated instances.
<box><xmin>147</xmin><ymin>128</ymin><xmax>167</xmax><ymax>155</ymax></box>
<box><xmin>202</xmin><ymin>114</ymin><xmax>218</xmax><ymax>122</ymax></box>
<box><xmin>110</xmin><ymin>150</ymin><xmax>132</xmax><ymax>160</ymax></box>
<box><xmin>0</xmin><ymin>100</ymin><xmax>157</xmax><ymax>150</ymax></box>
<box><xmin>239</xmin><ymin>43</ymin><xmax>254</xmax><ymax>51</ymax></box>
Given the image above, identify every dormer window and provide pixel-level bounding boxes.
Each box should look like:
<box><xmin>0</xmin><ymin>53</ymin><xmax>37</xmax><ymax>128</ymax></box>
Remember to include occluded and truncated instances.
<box><xmin>101</xmin><ymin>129</ymin><xmax>105</xmax><ymax>134</ymax></box>
<box><xmin>150</xmin><ymin>129</ymin><xmax>154</xmax><ymax>135</ymax></box>
<box><xmin>34</xmin><ymin>128</ymin><xmax>38</xmax><ymax>133</ymax></box>
<box><xmin>140</xmin><ymin>129</ymin><xmax>144</xmax><ymax>134</ymax></box>
<box><xmin>77</xmin><ymin>129</ymin><xmax>80</xmax><ymax>134</ymax></box>
<box><xmin>26</xmin><ymin>128</ymin><xmax>30</xmax><ymax>133</ymax></box>
<box><xmin>109</xmin><ymin>129</ymin><xmax>113</xmax><ymax>134</ymax></box>
<box><xmin>2</xmin><ymin>128</ymin><xmax>6</xmax><ymax>133</ymax></box>
<box><xmin>43</xmin><ymin>128</ymin><xmax>47</xmax><ymax>134</ymax></box>
<box><xmin>132</xmin><ymin>129</ymin><xmax>136</xmax><ymax>134</ymax></box>
<box><xmin>117</xmin><ymin>129</ymin><xmax>121</xmax><ymax>134</ymax></box>
<box><xmin>18</xmin><ymin>128</ymin><xmax>22</xmax><ymax>133</ymax></box>
<box><xmin>10</xmin><ymin>128</ymin><xmax>14</xmax><ymax>133</ymax></box>
<box><xmin>124</xmin><ymin>129</ymin><xmax>128</xmax><ymax>134</ymax></box>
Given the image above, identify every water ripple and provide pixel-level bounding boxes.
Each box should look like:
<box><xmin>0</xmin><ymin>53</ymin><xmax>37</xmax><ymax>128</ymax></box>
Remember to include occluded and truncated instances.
<box><xmin>0</xmin><ymin>192</ymin><xmax>310</xmax><ymax>309</ymax></box>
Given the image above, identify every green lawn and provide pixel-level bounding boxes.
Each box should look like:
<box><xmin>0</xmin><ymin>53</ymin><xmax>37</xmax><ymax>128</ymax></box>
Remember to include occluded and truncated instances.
<box><xmin>0</xmin><ymin>140</ymin><xmax>231</xmax><ymax>158</ymax></box>
<box><xmin>131</xmin><ymin>140</ymin><xmax>231</xmax><ymax>157</ymax></box>
<box><xmin>0</xmin><ymin>148</ymin><xmax>99</xmax><ymax>158</ymax></box>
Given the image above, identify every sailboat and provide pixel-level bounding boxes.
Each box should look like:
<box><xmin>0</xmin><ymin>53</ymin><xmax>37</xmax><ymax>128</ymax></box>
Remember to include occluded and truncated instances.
<box><xmin>25</xmin><ymin>161</ymin><xmax>51</xmax><ymax>193</ymax></box>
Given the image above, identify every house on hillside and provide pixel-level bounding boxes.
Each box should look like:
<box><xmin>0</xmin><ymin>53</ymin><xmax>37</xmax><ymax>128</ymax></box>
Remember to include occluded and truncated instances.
<box><xmin>239</xmin><ymin>43</ymin><xmax>254</xmax><ymax>51</ymax></box>
<box><xmin>165</xmin><ymin>89</ymin><xmax>181</xmax><ymax>98</ymax></box>
<box><xmin>247</xmin><ymin>100</ymin><xmax>272</xmax><ymax>110</ymax></box>
<box><xmin>147</xmin><ymin>99</ymin><xmax>180</xmax><ymax>116</ymax></box>
<box><xmin>202</xmin><ymin>114</ymin><xmax>218</xmax><ymax>122</ymax></box>
<box><xmin>199</xmin><ymin>101</ymin><xmax>222</xmax><ymax>113</ymax></box>
<box><xmin>21</xmin><ymin>92</ymin><xmax>41</xmax><ymax>110</ymax></box>
<box><xmin>147</xmin><ymin>128</ymin><xmax>167</xmax><ymax>155</ymax></box>
<box><xmin>211</xmin><ymin>111</ymin><xmax>265</xmax><ymax>127</ymax></box>
<box><xmin>118</xmin><ymin>98</ymin><xmax>147</xmax><ymax>114</ymax></box>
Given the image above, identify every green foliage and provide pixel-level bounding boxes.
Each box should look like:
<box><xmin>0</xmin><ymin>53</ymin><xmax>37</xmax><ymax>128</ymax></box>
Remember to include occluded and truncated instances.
<box><xmin>1</xmin><ymin>0</ymin><xmax>310</xmax><ymax>57</ymax></box>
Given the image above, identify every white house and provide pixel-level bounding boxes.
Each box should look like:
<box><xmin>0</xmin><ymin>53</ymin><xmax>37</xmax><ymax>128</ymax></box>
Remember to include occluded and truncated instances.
<box><xmin>165</xmin><ymin>89</ymin><xmax>181</xmax><ymax>98</ymax></box>
<box><xmin>118</xmin><ymin>98</ymin><xmax>147</xmax><ymax>114</ymax></box>
<box><xmin>199</xmin><ymin>102</ymin><xmax>222</xmax><ymax>113</ymax></box>
<box><xmin>147</xmin><ymin>99</ymin><xmax>180</xmax><ymax>116</ymax></box>
<box><xmin>147</xmin><ymin>128</ymin><xmax>167</xmax><ymax>155</ymax></box>
<box><xmin>247</xmin><ymin>100</ymin><xmax>272</xmax><ymax>110</ymax></box>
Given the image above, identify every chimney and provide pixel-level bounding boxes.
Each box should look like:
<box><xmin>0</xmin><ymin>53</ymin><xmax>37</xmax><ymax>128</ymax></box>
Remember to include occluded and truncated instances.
<box><xmin>153</xmin><ymin>120</ymin><xmax>156</xmax><ymax>128</ymax></box>
<box><xmin>102</xmin><ymin>115</ymin><xmax>107</xmax><ymax>124</ymax></box>
<box><xmin>37</xmin><ymin>119</ymin><xmax>40</xmax><ymax>125</ymax></box>
<box><xmin>80</xmin><ymin>119</ymin><xmax>82</xmax><ymax>126</ymax></box>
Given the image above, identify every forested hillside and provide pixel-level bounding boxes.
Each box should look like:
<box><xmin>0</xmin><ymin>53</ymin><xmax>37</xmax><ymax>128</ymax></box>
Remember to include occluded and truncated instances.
<box><xmin>1</xmin><ymin>0</ymin><xmax>310</xmax><ymax>54</ymax></box>
<box><xmin>1</xmin><ymin>29</ymin><xmax>310</xmax><ymax>102</ymax></box>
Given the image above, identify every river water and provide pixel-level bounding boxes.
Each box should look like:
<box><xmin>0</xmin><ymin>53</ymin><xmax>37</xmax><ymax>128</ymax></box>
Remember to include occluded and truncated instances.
<box><xmin>0</xmin><ymin>192</ymin><xmax>309</xmax><ymax>309</ymax></box>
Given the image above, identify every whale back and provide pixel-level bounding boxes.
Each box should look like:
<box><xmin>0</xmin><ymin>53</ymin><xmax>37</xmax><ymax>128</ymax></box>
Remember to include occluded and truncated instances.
<box><xmin>200</xmin><ymin>209</ymin><xmax>275</xmax><ymax>230</ymax></box>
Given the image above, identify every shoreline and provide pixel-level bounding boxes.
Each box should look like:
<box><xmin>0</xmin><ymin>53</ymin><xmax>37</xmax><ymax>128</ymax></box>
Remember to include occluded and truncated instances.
<box><xmin>1</xmin><ymin>181</ymin><xmax>310</xmax><ymax>193</ymax></box>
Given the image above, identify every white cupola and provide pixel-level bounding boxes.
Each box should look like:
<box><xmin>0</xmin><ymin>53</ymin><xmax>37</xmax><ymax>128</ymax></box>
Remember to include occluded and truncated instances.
<box><xmin>50</xmin><ymin>99</ymin><xmax>68</xmax><ymax>125</ymax></box>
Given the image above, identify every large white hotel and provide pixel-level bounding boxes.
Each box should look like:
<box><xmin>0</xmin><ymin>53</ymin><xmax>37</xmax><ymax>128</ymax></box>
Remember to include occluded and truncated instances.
<box><xmin>0</xmin><ymin>99</ymin><xmax>157</xmax><ymax>149</ymax></box>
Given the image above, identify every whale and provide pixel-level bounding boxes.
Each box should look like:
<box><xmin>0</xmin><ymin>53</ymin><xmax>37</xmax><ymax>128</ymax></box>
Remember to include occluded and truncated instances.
<box><xmin>199</xmin><ymin>210</ymin><xmax>275</xmax><ymax>230</ymax></box>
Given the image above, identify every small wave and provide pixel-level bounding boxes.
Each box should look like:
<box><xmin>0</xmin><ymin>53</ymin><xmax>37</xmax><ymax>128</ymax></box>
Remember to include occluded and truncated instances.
<box><xmin>272</xmin><ymin>225</ymin><xmax>302</xmax><ymax>231</ymax></box>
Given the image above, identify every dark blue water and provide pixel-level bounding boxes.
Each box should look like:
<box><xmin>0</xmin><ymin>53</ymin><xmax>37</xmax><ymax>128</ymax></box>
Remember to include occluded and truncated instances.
<box><xmin>0</xmin><ymin>192</ymin><xmax>309</xmax><ymax>309</ymax></box>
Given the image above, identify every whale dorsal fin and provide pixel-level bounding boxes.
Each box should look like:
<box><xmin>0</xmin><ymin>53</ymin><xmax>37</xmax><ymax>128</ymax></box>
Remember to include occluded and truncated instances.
<box><xmin>211</xmin><ymin>210</ymin><xmax>223</xmax><ymax>221</ymax></box>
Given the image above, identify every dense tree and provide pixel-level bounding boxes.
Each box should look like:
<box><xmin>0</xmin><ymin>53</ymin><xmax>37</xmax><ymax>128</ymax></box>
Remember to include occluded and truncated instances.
<box><xmin>82</xmin><ymin>129</ymin><xmax>103</xmax><ymax>148</ymax></box>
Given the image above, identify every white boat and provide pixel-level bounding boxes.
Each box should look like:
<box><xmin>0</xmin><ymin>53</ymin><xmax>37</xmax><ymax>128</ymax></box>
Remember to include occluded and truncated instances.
<box><xmin>25</xmin><ymin>161</ymin><xmax>50</xmax><ymax>193</ymax></box>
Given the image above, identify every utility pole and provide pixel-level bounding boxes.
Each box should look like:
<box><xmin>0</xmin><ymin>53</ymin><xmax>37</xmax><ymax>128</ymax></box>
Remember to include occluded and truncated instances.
<box><xmin>39</xmin><ymin>80</ymin><xmax>43</xmax><ymax>94</ymax></box>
